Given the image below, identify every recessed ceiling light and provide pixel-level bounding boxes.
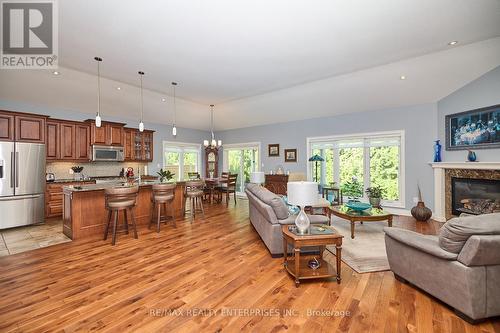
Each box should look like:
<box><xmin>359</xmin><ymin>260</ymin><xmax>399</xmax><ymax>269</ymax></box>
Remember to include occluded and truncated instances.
<box><xmin>448</xmin><ymin>40</ymin><xmax>458</xmax><ymax>46</ymax></box>
<box><xmin>400</xmin><ymin>75</ymin><xmax>406</xmax><ymax>80</ymax></box>
<box><xmin>161</xmin><ymin>98</ymin><xmax>166</xmax><ymax>102</ymax></box>
<box><xmin>52</xmin><ymin>71</ymin><xmax>59</xmax><ymax>75</ymax></box>
<box><xmin>116</xmin><ymin>87</ymin><xmax>121</xmax><ymax>90</ymax></box>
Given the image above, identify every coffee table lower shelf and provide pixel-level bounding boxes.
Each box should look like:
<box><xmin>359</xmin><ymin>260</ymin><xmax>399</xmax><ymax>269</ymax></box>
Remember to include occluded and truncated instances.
<box><xmin>284</xmin><ymin>256</ymin><xmax>337</xmax><ymax>286</ymax></box>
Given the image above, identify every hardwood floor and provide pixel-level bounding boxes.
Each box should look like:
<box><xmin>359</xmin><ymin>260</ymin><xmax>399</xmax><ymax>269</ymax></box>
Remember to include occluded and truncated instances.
<box><xmin>0</xmin><ymin>199</ymin><xmax>498</xmax><ymax>332</ymax></box>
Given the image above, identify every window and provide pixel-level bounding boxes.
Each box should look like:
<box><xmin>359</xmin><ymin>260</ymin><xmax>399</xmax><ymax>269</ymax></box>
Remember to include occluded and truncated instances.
<box><xmin>223</xmin><ymin>142</ymin><xmax>260</xmax><ymax>194</ymax></box>
<box><xmin>163</xmin><ymin>142</ymin><xmax>201</xmax><ymax>181</ymax></box>
<box><xmin>307</xmin><ymin>131</ymin><xmax>404</xmax><ymax>207</ymax></box>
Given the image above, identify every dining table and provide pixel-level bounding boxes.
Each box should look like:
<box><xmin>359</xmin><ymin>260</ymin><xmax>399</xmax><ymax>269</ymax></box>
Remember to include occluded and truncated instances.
<box><xmin>203</xmin><ymin>177</ymin><xmax>228</xmax><ymax>203</ymax></box>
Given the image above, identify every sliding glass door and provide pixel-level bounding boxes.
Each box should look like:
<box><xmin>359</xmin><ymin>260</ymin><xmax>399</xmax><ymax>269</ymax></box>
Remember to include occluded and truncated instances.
<box><xmin>223</xmin><ymin>143</ymin><xmax>260</xmax><ymax>194</ymax></box>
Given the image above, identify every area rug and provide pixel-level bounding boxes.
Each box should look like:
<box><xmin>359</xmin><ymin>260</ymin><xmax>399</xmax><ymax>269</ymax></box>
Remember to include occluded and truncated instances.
<box><xmin>325</xmin><ymin>217</ymin><xmax>390</xmax><ymax>273</ymax></box>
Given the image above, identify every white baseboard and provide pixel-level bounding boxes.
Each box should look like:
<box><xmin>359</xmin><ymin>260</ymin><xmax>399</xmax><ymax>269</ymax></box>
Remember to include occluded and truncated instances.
<box><xmin>384</xmin><ymin>207</ymin><xmax>411</xmax><ymax>216</ymax></box>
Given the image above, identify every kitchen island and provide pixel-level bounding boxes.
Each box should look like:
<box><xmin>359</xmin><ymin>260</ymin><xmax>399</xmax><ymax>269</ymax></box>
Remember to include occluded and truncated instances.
<box><xmin>62</xmin><ymin>181</ymin><xmax>186</xmax><ymax>240</ymax></box>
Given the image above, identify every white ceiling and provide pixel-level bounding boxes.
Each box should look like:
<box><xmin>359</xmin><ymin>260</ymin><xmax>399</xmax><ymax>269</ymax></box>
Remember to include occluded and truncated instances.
<box><xmin>1</xmin><ymin>0</ymin><xmax>500</xmax><ymax>130</ymax></box>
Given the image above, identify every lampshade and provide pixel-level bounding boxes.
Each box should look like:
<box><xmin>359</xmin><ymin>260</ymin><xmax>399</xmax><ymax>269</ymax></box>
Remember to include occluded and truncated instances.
<box><xmin>287</xmin><ymin>181</ymin><xmax>318</xmax><ymax>206</ymax></box>
<box><xmin>308</xmin><ymin>154</ymin><xmax>325</xmax><ymax>162</ymax></box>
<box><xmin>250</xmin><ymin>171</ymin><xmax>265</xmax><ymax>184</ymax></box>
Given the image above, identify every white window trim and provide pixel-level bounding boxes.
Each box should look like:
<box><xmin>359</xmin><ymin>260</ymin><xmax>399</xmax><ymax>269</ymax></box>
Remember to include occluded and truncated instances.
<box><xmin>306</xmin><ymin>130</ymin><xmax>405</xmax><ymax>208</ymax></box>
<box><xmin>222</xmin><ymin>141</ymin><xmax>262</xmax><ymax>172</ymax></box>
<box><xmin>162</xmin><ymin>141</ymin><xmax>202</xmax><ymax>181</ymax></box>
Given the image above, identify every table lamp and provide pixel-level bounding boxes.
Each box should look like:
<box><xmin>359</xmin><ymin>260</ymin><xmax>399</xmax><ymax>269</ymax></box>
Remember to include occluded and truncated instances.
<box><xmin>250</xmin><ymin>171</ymin><xmax>265</xmax><ymax>185</ymax></box>
<box><xmin>287</xmin><ymin>181</ymin><xmax>319</xmax><ymax>234</ymax></box>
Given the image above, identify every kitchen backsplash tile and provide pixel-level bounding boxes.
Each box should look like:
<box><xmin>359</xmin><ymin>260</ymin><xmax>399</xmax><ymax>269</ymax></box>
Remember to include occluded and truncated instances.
<box><xmin>46</xmin><ymin>162</ymin><xmax>149</xmax><ymax>180</ymax></box>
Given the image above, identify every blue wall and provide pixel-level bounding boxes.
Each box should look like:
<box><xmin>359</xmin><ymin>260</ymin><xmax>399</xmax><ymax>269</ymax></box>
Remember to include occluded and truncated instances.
<box><xmin>0</xmin><ymin>100</ymin><xmax>209</xmax><ymax>175</ymax></box>
<box><xmin>437</xmin><ymin>66</ymin><xmax>500</xmax><ymax>162</ymax></box>
<box><xmin>219</xmin><ymin>103</ymin><xmax>438</xmax><ymax>210</ymax></box>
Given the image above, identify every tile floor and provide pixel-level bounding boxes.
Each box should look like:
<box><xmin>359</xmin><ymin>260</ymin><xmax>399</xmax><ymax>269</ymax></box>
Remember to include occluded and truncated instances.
<box><xmin>0</xmin><ymin>219</ymin><xmax>71</xmax><ymax>256</ymax></box>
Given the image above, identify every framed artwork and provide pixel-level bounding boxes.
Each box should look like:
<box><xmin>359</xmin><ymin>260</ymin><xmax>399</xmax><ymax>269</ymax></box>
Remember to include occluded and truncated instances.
<box><xmin>445</xmin><ymin>104</ymin><xmax>500</xmax><ymax>150</ymax></box>
<box><xmin>268</xmin><ymin>144</ymin><xmax>280</xmax><ymax>157</ymax></box>
<box><xmin>284</xmin><ymin>149</ymin><xmax>297</xmax><ymax>162</ymax></box>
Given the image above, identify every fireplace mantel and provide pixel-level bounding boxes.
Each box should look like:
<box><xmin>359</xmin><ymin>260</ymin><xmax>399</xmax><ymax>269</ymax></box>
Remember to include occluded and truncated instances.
<box><xmin>430</xmin><ymin>162</ymin><xmax>500</xmax><ymax>170</ymax></box>
<box><xmin>430</xmin><ymin>161</ymin><xmax>500</xmax><ymax>222</ymax></box>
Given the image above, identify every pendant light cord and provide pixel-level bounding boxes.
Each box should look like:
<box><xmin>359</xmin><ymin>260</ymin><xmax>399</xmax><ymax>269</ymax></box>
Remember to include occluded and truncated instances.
<box><xmin>173</xmin><ymin>83</ymin><xmax>177</xmax><ymax>126</ymax></box>
<box><xmin>139</xmin><ymin>71</ymin><xmax>144</xmax><ymax>122</ymax></box>
<box><xmin>96</xmin><ymin>59</ymin><xmax>101</xmax><ymax>116</ymax></box>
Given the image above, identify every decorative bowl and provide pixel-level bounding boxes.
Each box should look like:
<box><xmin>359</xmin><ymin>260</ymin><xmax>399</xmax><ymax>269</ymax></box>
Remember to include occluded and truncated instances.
<box><xmin>345</xmin><ymin>201</ymin><xmax>372</xmax><ymax>211</ymax></box>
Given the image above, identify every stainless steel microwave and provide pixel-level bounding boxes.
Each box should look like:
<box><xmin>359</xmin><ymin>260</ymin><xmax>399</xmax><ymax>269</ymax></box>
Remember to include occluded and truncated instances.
<box><xmin>92</xmin><ymin>145</ymin><xmax>125</xmax><ymax>162</ymax></box>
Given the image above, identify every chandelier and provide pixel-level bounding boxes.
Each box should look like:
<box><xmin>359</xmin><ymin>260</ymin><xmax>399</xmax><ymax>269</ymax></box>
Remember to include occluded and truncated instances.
<box><xmin>203</xmin><ymin>104</ymin><xmax>222</xmax><ymax>148</ymax></box>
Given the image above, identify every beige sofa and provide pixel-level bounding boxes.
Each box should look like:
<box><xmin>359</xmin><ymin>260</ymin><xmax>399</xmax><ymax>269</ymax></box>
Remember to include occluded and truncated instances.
<box><xmin>246</xmin><ymin>183</ymin><xmax>329</xmax><ymax>257</ymax></box>
<box><xmin>384</xmin><ymin>213</ymin><xmax>500</xmax><ymax>323</ymax></box>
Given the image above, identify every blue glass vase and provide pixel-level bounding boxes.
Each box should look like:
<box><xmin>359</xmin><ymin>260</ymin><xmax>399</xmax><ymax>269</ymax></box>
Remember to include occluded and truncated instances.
<box><xmin>433</xmin><ymin>140</ymin><xmax>442</xmax><ymax>162</ymax></box>
<box><xmin>467</xmin><ymin>150</ymin><xmax>477</xmax><ymax>162</ymax></box>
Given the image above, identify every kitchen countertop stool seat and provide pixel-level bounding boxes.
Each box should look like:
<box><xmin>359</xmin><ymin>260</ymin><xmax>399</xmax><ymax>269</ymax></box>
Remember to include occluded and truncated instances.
<box><xmin>184</xmin><ymin>180</ymin><xmax>205</xmax><ymax>220</ymax></box>
<box><xmin>104</xmin><ymin>186</ymin><xmax>139</xmax><ymax>245</ymax></box>
<box><xmin>150</xmin><ymin>183</ymin><xmax>177</xmax><ymax>232</ymax></box>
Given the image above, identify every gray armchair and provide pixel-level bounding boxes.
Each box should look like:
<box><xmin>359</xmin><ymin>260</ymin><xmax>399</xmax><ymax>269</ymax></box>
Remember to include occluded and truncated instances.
<box><xmin>384</xmin><ymin>213</ymin><xmax>500</xmax><ymax>323</ymax></box>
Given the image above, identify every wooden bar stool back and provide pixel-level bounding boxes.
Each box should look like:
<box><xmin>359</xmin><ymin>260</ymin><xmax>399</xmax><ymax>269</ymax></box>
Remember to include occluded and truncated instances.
<box><xmin>150</xmin><ymin>183</ymin><xmax>176</xmax><ymax>232</ymax></box>
<box><xmin>104</xmin><ymin>186</ymin><xmax>139</xmax><ymax>245</ymax></box>
<box><xmin>184</xmin><ymin>180</ymin><xmax>205</xmax><ymax>220</ymax></box>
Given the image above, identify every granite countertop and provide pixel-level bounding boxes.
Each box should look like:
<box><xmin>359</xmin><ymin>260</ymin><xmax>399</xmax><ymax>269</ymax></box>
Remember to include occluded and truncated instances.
<box><xmin>46</xmin><ymin>179</ymin><xmax>96</xmax><ymax>184</ymax></box>
<box><xmin>63</xmin><ymin>180</ymin><xmax>184</xmax><ymax>192</ymax></box>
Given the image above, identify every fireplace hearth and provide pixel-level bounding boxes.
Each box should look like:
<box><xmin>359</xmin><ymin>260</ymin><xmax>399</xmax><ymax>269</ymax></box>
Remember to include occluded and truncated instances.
<box><xmin>451</xmin><ymin>177</ymin><xmax>500</xmax><ymax>216</ymax></box>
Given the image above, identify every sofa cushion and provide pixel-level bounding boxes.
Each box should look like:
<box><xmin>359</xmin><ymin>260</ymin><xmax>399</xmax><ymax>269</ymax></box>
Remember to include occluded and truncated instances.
<box><xmin>438</xmin><ymin>213</ymin><xmax>500</xmax><ymax>254</ymax></box>
<box><xmin>246</xmin><ymin>184</ymin><xmax>289</xmax><ymax>219</ymax></box>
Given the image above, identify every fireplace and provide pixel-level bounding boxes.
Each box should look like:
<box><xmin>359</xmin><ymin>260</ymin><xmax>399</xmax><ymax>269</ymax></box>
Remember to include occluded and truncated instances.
<box><xmin>451</xmin><ymin>177</ymin><xmax>500</xmax><ymax>216</ymax></box>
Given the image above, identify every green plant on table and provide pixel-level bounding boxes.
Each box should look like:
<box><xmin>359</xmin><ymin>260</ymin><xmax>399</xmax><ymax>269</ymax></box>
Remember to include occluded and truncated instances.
<box><xmin>157</xmin><ymin>169</ymin><xmax>175</xmax><ymax>182</ymax></box>
<box><xmin>341</xmin><ymin>177</ymin><xmax>363</xmax><ymax>200</ymax></box>
<box><xmin>365</xmin><ymin>186</ymin><xmax>383</xmax><ymax>198</ymax></box>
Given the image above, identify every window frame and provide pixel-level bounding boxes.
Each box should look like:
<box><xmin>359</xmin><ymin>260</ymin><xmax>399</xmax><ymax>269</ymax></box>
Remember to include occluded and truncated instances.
<box><xmin>306</xmin><ymin>130</ymin><xmax>405</xmax><ymax>208</ymax></box>
<box><xmin>162</xmin><ymin>141</ymin><xmax>202</xmax><ymax>181</ymax></box>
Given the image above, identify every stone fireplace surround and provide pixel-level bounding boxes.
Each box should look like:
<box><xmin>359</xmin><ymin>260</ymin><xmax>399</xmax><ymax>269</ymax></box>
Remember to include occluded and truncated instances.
<box><xmin>430</xmin><ymin>162</ymin><xmax>500</xmax><ymax>222</ymax></box>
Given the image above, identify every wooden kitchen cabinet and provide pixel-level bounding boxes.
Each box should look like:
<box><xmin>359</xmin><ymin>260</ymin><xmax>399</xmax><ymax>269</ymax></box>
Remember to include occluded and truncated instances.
<box><xmin>46</xmin><ymin>121</ymin><xmax>60</xmax><ymax>160</ymax></box>
<box><xmin>133</xmin><ymin>130</ymin><xmax>154</xmax><ymax>162</ymax></box>
<box><xmin>75</xmin><ymin>124</ymin><xmax>90</xmax><ymax>160</ymax></box>
<box><xmin>123</xmin><ymin>127</ymin><xmax>136</xmax><ymax>161</ymax></box>
<box><xmin>86</xmin><ymin>120</ymin><xmax>125</xmax><ymax>146</ymax></box>
<box><xmin>0</xmin><ymin>110</ymin><xmax>47</xmax><ymax>143</ymax></box>
<box><xmin>0</xmin><ymin>113</ymin><xmax>14</xmax><ymax>141</ymax></box>
<box><xmin>45</xmin><ymin>181</ymin><xmax>95</xmax><ymax>218</ymax></box>
<box><xmin>46</xmin><ymin>120</ymin><xmax>91</xmax><ymax>162</ymax></box>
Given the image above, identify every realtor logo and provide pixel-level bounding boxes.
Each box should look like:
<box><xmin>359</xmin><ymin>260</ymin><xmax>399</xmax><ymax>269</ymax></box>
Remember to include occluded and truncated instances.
<box><xmin>1</xmin><ymin>0</ymin><xmax>58</xmax><ymax>69</ymax></box>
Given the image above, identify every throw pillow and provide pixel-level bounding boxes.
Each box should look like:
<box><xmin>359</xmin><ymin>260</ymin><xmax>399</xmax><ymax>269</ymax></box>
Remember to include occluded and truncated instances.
<box><xmin>438</xmin><ymin>212</ymin><xmax>500</xmax><ymax>253</ymax></box>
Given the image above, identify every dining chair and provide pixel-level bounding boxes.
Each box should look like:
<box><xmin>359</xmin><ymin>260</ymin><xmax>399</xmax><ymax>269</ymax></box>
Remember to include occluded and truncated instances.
<box><xmin>216</xmin><ymin>173</ymin><xmax>238</xmax><ymax>205</ymax></box>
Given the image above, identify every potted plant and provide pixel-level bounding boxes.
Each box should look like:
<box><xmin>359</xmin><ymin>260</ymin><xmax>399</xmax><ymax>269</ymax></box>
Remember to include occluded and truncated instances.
<box><xmin>341</xmin><ymin>177</ymin><xmax>363</xmax><ymax>202</ymax></box>
<box><xmin>365</xmin><ymin>186</ymin><xmax>383</xmax><ymax>207</ymax></box>
<box><xmin>157</xmin><ymin>169</ymin><xmax>175</xmax><ymax>183</ymax></box>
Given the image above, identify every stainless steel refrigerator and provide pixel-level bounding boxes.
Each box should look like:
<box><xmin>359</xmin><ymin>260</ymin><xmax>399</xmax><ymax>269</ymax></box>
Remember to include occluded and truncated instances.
<box><xmin>0</xmin><ymin>142</ymin><xmax>46</xmax><ymax>229</ymax></box>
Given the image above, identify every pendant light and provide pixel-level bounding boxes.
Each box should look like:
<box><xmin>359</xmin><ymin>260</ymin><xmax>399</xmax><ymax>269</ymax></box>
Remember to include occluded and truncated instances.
<box><xmin>94</xmin><ymin>56</ymin><xmax>103</xmax><ymax>127</ymax></box>
<box><xmin>171</xmin><ymin>82</ymin><xmax>177</xmax><ymax>136</ymax></box>
<box><xmin>138</xmin><ymin>71</ymin><xmax>145</xmax><ymax>132</ymax></box>
<box><xmin>204</xmin><ymin>104</ymin><xmax>222</xmax><ymax>148</ymax></box>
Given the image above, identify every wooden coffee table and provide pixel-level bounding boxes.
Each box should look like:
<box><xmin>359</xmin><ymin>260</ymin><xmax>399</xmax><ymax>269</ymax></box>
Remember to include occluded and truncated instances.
<box><xmin>282</xmin><ymin>225</ymin><xmax>343</xmax><ymax>287</ymax></box>
<box><xmin>329</xmin><ymin>205</ymin><xmax>393</xmax><ymax>239</ymax></box>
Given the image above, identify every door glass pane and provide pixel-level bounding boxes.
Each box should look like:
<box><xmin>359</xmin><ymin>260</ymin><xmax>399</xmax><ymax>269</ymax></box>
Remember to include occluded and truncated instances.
<box><xmin>183</xmin><ymin>152</ymin><xmax>198</xmax><ymax>180</ymax></box>
<box><xmin>370</xmin><ymin>146</ymin><xmax>399</xmax><ymax>201</ymax></box>
<box><xmin>339</xmin><ymin>147</ymin><xmax>364</xmax><ymax>198</ymax></box>
<box><xmin>324</xmin><ymin>148</ymin><xmax>334</xmax><ymax>186</ymax></box>
<box><xmin>242</xmin><ymin>149</ymin><xmax>256</xmax><ymax>190</ymax></box>
<box><xmin>164</xmin><ymin>151</ymin><xmax>180</xmax><ymax>180</ymax></box>
<box><xmin>227</xmin><ymin>150</ymin><xmax>242</xmax><ymax>192</ymax></box>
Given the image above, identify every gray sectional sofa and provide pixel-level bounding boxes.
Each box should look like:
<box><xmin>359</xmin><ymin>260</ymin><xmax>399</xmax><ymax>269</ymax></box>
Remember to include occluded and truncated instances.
<box><xmin>384</xmin><ymin>213</ymin><xmax>500</xmax><ymax>323</ymax></box>
<box><xmin>245</xmin><ymin>183</ymin><xmax>329</xmax><ymax>257</ymax></box>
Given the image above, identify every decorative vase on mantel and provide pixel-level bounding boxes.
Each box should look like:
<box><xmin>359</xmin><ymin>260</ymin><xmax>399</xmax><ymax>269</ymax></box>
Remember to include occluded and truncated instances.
<box><xmin>411</xmin><ymin>185</ymin><xmax>432</xmax><ymax>222</ymax></box>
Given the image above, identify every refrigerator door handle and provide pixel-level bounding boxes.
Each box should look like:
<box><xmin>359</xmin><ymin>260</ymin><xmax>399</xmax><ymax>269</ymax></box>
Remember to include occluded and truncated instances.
<box><xmin>15</xmin><ymin>151</ymin><xmax>19</xmax><ymax>188</ymax></box>
<box><xmin>10</xmin><ymin>152</ymin><xmax>15</xmax><ymax>188</ymax></box>
<box><xmin>0</xmin><ymin>194</ymin><xmax>42</xmax><ymax>201</ymax></box>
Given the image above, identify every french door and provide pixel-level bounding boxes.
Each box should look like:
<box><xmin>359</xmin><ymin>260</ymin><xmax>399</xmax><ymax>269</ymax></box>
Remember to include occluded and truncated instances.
<box><xmin>223</xmin><ymin>143</ymin><xmax>260</xmax><ymax>194</ymax></box>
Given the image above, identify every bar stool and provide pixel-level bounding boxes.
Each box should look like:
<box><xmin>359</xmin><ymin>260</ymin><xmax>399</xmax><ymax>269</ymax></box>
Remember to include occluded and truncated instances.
<box><xmin>104</xmin><ymin>186</ymin><xmax>139</xmax><ymax>245</ymax></box>
<box><xmin>184</xmin><ymin>180</ymin><xmax>205</xmax><ymax>220</ymax></box>
<box><xmin>150</xmin><ymin>183</ymin><xmax>176</xmax><ymax>232</ymax></box>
